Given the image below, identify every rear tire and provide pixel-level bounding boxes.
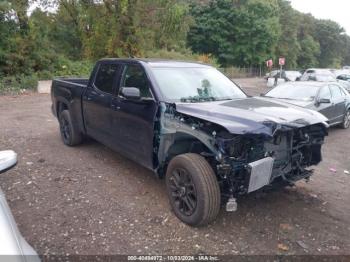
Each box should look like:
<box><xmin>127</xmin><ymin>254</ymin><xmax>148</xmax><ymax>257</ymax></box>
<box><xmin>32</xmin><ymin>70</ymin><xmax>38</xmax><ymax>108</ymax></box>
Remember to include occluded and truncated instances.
<box><xmin>165</xmin><ymin>153</ymin><xmax>221</xmax><ymax>226</ymax></box>
<box><xmin>341</xmin><ymin>110</ymin><xmax>350</xmax><ymax>129</ymax></box>
<box><xmin>59</xmin><ymin>110</ymin><xmax>83</xmax><ymax>146</ymax></box>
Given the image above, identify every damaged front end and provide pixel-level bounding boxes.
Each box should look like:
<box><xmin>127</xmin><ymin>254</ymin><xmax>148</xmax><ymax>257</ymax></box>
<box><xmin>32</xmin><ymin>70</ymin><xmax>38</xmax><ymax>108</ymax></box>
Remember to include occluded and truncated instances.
<box><xmin>215</xmin><ymin>123</ymin><xmax>327</xmax><ymax>200</ymax></box>
<box><xmin>155</xmin><ymin>102</ymin><xmax>328</xmax><ymax>210</ymax></box>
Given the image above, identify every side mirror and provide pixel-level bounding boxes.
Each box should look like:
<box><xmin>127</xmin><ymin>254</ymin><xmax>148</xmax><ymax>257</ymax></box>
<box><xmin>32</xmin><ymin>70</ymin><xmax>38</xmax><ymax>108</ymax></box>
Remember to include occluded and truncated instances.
<box><xmin>120</xmin><ymin>87</ymin><xmax>141</xmax><ymax>100</ymax></box>
<box><xmin>0</xmin><ymin>150</ymin><xmax>17</xmax><ymax>173</ymax></box>
<box><xmin>319</xmin><ymin>98</ymin><xmax>331</xmax><ymax>104</ymax></box>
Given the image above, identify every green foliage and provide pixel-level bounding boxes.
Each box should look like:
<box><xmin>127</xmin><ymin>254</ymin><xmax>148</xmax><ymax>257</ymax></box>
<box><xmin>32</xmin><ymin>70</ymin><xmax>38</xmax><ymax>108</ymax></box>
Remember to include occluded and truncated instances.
<box><xmin>188</xmin><ymin>0</ymin><xmax>281</xmax><ymax>67</ymax></box>
<box><xmin>144</xmin><ymin>49</ymin><xmax>219</xmax><ymax>67</ymax></box>
<box><xmin>188</xmin><ymin>0</ymin><xmax>350</xmax><ymax>69</ymax></box>
<box><xmin>2</xmin><ymin>0</ymin><xmax>350</xmax><ymax>96</ymax></box>
<box><xmin>52</xmin><ymin>58</ymin><xmax>93</xmax><ymax>77</ymax></box>
<box><xmin>0</xmin><ymin>74</ymin><xmax>38</xmax><ymax>95</ymax></box>
<box><xmin>275</xmin><ymin>0</ymin><xmax>300</xmax><ymax>69</ymax></box>
<box><xmin>313</xmin><ymin>19</ymin><xmax>345</xmax><ymax>68</ymax></box>
<box><xmin>297</xmin><ymin>35</ymin><xmax>320</xmax><ymax>68</ymax></box>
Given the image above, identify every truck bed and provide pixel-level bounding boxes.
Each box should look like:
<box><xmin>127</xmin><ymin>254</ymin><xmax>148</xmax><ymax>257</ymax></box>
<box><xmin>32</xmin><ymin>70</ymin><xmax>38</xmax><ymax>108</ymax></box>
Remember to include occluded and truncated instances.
<box><xmin>51</xmin><ymin>78</ymin><xmax>90</xmax><ymax>134</ymax></box>
<box><xmin>53</xmin><ymin>78</ymin><xmax>89</xmax><ymax>88</ymax></box>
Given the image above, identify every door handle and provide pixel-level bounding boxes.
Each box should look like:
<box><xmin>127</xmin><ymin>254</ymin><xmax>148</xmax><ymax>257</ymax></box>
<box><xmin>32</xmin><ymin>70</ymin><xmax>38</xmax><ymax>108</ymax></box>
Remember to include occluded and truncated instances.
<box><xmin>111</xmin><ymin>104</ymin><xmax>121</xmax><ymax>110</ymax></box>
<box><xmin>83</xmin><ymin>96</ymin><xmax>92</xmax><ymax>101</ymax></box>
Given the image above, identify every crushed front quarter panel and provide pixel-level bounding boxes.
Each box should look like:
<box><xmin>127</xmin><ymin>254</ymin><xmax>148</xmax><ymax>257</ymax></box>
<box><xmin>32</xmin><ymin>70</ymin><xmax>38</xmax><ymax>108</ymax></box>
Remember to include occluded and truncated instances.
<box><xmin>154</xmin><ymin>100</ymin><xmax>328</xmax><ymax>198</ymax></box>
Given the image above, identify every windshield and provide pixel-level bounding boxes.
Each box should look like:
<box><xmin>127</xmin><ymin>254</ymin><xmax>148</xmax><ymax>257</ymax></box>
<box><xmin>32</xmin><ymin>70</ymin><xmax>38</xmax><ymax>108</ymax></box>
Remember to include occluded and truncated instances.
<box><xmin>151</xmin><ymin>67</ymin><xmax>247</xmax><ymax>102</ymax></box>
<box><xmin>266</xmin><ymin>83</ymin><xmax>320</xmax><ymax>101</ymax></box>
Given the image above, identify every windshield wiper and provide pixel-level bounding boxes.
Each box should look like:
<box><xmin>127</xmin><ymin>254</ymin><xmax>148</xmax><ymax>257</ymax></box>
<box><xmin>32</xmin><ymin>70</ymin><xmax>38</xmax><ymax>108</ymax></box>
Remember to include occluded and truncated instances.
<box><xmin>278</xmin><ymin>97</ymin><xmax>299</xmax><ymax>101</ymax></box>
<box><xmin>180</xmin><ymin>96</ymin><xmax>217</xmax><ymax>103</ymax></box>
<box><xmin>180</xmin><ymin>96</ymin><xmax>237</xmax><ymax>103</ymax></box>
<box><xmin>214</xmin><ymin>97</ymin><xmax>234</xmax><ymax>101</ymax></box>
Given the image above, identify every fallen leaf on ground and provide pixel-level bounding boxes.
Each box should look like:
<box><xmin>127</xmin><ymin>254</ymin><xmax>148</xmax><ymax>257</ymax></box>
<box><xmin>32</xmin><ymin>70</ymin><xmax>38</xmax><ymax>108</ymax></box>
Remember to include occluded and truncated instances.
<box><xmin>280</xmin><ymin>223</ymin><xmax>293</xmax><ymax>231</ymax></box>
<box><xmin>296</xmin><ymin>240</ymin><xmax>309</xmax><ymax>250</ymax></box>
<box><xmin>278</xmin><ymin>243</ymin><xmax>289</xmax><ymax>251</ymax></box>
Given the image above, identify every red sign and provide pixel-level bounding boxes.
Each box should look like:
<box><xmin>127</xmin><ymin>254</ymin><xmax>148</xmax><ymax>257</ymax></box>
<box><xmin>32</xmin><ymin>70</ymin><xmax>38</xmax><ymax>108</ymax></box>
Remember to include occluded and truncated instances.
<box><xmin>279</xmin><ymin>57</ymin><xmax>285</xmax><ymax>66</ymax></box>
<box><xmin>266</xmin><ymin>59</ymin><xmax>273</xmax><ymax>68</ymax></box>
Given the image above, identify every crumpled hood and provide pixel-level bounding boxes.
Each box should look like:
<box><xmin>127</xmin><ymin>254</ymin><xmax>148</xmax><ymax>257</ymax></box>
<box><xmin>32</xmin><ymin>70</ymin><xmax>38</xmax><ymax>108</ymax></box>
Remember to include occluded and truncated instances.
<box><xmin>175</xmin><ymin>97</ymin><xmax>328</xmax><ymax>136</ymax></box>
<box><xmin>270</xmin><ymin>98</ymin><xmax>315</xmax><ymax>109</ymax></box>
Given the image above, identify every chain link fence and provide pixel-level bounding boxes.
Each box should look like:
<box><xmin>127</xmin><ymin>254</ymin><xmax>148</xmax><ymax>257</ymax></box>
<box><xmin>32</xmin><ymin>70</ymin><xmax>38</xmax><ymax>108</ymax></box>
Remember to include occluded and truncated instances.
<box><xmin>219</xmin><ymin>67</ymin><xmax>267</xmax><ymax>79</ymax></box>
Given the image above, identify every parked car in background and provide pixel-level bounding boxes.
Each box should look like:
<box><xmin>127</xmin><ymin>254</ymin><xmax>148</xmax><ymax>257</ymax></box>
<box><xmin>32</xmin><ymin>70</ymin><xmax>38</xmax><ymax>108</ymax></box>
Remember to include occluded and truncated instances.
<box><xmin>0</xmin><ymin>150</ymin><xmax>40</xmax><ymax>260</ymax></box>
<box><xmin>332</xmin><ymin>69</ymin><xmax>350</xmax><ymax>77</ymax></box>
<box><xmin>337</xmin><ymin>79</ymin><xmax>350</xmax><ymax>93</ymax></box>
<box><xmin>265</xmin><ymin>70</ymin><xmax>301</xmax><ymax>82</ymax></box>
<box><xmin>284</xmin><ymin>71</ymin><xmax>302</xmax><ymax>81</ymax></box>
<box><xmin>337</xmin><ymin>74</ymin><xmax>350</xmax><ymax>82</ymax></box>
<box><xmin>266</xmin><ymin>70</ymin><xmax>302</xmax><ymax>88</ymax></box>
<box><xmin>300</xmin><ymin>69</ymin><xmax>350</xmax><ymax>92</ymax></box>
<box><xmin>300</xmin><ymin>69</ymin><xmax>336</xmax><ymax>82</ymax></box>
<box><xmin>51</xmin><ymin>58</ymin><xmax>329</xmax><ymax>226</ymax></box>
<box><xmin>264</xmin><ymin>82</ymin><xmax>350</xmax><ymax>128</ymax></box>
<box><xmin>264</xmin><ymin>70</ymin><xmax>280</xmax><ymax>80</ymax></box>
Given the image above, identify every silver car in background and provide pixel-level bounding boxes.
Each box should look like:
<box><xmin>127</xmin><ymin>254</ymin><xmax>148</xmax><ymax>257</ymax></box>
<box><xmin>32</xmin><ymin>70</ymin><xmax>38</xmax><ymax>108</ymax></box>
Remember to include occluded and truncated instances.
<box><xmin>0</xmin><ymin>150</ymin><xmax>40</xmax><ymax>262</ymax></box>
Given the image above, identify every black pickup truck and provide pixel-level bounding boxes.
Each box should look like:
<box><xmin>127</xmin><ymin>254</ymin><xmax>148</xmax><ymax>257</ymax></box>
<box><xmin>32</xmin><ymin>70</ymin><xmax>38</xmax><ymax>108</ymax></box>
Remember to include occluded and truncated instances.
<box><xmin>51</xmin><ymin>59</ymin><xmax>328</xmax><ymax>226</ymax></box>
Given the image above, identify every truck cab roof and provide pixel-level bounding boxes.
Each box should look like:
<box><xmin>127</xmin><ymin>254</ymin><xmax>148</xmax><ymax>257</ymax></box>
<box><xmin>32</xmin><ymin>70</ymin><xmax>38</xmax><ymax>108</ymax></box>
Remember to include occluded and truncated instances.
<box><xmin>98</xmin><ymin>58</ymin><xmax>212</xmax><ymax>68</ymax></box>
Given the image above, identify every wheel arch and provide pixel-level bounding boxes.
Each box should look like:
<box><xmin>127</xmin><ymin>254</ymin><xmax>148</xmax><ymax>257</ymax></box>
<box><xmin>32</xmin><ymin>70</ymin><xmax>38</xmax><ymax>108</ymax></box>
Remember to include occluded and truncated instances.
<box><xmin>157</xmin><ymin>131</ymin><xmax>219</xmax><ymax>178</ymax></box>
<box><xmin>55</xmin><ymin>97</ymin><xmax>70</xmax><ymax>117</ymax></box>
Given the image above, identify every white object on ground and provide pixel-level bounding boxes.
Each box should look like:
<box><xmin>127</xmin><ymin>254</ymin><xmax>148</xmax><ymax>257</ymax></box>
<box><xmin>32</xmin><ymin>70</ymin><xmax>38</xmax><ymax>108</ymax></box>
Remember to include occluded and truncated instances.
<box><xmin>267</xmin><ymin>78</ymin><xmax>275</xmax><ymax>88</ymax></box>
<box><xmin>37</xmin><ymin>80</ymin><xmax>52</xmax><ymax>94</ymax></box>
<box><xmin>0</xmin><ymin>151</ymin><xmax>17</xmax><ymax>172</ymax></box>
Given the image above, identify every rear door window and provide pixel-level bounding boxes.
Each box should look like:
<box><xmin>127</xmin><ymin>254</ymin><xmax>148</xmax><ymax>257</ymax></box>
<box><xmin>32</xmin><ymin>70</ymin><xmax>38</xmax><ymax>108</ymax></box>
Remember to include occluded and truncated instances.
<box><xmin>318</xmin><ymin>86</ymin><xmax>332</xmax><ymax>99</ymax></box>
<box><xmin>94</xmin><ymin>63</ymin><xmax>119</xmax><ymax>94</ymax></box>
<box><xmin>329</xmin><ymin>85</ymin><xmax>343</xmax><ymax>99</ymax></box>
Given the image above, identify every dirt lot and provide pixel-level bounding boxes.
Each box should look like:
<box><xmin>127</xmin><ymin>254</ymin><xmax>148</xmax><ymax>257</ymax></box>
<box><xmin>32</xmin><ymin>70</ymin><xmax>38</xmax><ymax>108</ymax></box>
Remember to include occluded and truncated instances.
<box><xmin>0</xmin><ymin>78</ymin><xmax>349</xmax><ymax>256</ymax></box>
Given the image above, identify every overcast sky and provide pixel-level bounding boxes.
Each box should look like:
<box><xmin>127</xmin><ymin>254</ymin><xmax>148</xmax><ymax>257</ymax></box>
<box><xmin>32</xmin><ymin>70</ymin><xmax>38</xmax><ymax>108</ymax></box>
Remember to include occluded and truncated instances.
<box><xmin>290</xmin><ymin>0</ymin><xmax>350</xmax><ymax>34</ymax></box>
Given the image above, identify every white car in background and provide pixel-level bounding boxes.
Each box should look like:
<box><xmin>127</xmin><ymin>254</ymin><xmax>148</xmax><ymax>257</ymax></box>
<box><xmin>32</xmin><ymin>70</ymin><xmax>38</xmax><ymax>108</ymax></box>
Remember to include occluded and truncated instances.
<box><xmin>331</xmin><ymin>69</ymin><xmax>350</xmax><ymax>77</ymax></box>
<box><xmin>0</xmin><ymin>150</ymin><xmax>40</xmax><ymax>261</ymax></box>
<box><xmin>300</xmin><ymin>68</ymin><xmax>336</xmax><ymax>81</ymax></box>
<box><xmin>266</xmin><ymin>70</ymin><xmax>302</xmax><ymax>88</ymax></box>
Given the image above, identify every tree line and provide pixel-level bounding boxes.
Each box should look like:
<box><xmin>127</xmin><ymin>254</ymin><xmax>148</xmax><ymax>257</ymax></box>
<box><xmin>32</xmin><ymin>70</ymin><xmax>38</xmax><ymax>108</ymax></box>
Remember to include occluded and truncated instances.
<box><xmin>1</xmin><ymin>0</ymin><xmax>350</xmax><ymax>86</ymax></box>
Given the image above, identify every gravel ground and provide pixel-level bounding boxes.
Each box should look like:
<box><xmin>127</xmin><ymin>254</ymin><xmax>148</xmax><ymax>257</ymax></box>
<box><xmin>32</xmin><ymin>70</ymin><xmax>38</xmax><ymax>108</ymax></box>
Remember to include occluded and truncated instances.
<box><xmin>0</xmin><ymin>78</ymin><xmax>349</xmax><ymax>256</ymax></box>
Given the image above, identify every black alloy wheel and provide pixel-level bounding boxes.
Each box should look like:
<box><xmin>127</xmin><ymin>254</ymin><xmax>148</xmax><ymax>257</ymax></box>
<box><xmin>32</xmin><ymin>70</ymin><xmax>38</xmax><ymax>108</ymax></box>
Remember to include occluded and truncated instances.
<box><xmin>341</xmin><ymin>110</ymin><xmax>350</xmax><ymax>129</ymax></box>
<box><xmin>165</xmin><ymin>153</ymin><xmax>221</xmax><ymax>226</ymax></box>
<box><xmin>168</xmin><ymin>167</ymin><xmax>197</xmax><ymax>216</ymax></box>
<box><xmin>60</xmin><ymin>116</ymin><xmax>71</xmax><ymax>144</ymax></box>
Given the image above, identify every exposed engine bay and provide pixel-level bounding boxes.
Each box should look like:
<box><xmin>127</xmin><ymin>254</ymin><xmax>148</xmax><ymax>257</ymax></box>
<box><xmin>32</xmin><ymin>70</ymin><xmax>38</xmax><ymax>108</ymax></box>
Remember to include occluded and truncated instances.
<box><xmin>215</xmin><ymin>124</ymin><xmax>327</xmax><ymax>199</ymax></box>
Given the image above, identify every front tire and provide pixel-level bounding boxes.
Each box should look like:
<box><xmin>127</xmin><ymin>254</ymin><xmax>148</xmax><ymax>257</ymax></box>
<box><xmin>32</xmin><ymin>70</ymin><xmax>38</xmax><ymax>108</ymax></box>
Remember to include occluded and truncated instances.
<box><xmin>59</xmin><ymin>110</ymin><xmax>83</xmax><ymax>146</ymax></box>
<box><xmin>165</xmin><ymin>153</ymin><xmax>221</xmax><ymax>226</ymax></box>
<box><xmin>341</xmin><ymin>110</ymin><xmax>350</xmax><ymax>129</ymax></box>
